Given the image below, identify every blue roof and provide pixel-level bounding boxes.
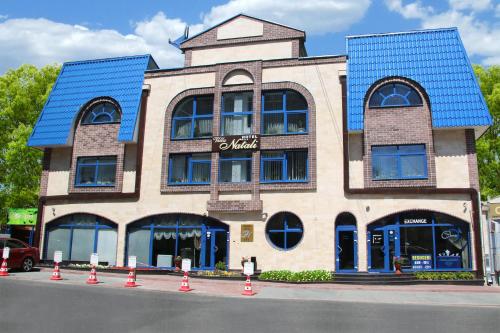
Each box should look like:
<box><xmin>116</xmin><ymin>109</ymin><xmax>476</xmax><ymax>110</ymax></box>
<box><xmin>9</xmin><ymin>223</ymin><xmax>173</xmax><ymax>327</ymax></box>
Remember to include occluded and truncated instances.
<box><xmin>28</xmin><ymin>55</ymin><xmax>158</xmax><ymax>147</ymax></box>
<box><xmin>346</xmin><ymin>28</ymin><xmax>492</xmax><ymax>132</ymax></box>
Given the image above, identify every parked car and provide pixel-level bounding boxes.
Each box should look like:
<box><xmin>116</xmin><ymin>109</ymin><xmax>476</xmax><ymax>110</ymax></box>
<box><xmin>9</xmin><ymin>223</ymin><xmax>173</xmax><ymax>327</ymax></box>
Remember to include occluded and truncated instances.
<box><xmin>0</xmin><ymin>237</ymin><xmax>39</xmax><ymax>272</ymax></box>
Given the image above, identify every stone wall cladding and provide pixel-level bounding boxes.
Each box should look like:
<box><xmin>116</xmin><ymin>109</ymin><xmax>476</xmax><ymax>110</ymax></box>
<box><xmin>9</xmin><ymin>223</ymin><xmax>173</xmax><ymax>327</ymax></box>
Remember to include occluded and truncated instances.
<box><xmin>159</xmin><ymin>60</ymin><xmax>317</xmax><ymax>210</ymax></box>
<box><xmin>363</xmin><ymin>78</ymin><xmax>436</xmax><ymax>188</ymax></box>
<box><xmin>69</xmin><ymin>123</ymin><xmax>124</xmax><ymax>193</ymax></box>
<box><xmin>465</xmin><ymin>129</ymin><xmax>480</xmax><ymax>190</ymax></box>
<box><xmin>181</xmin><ymin>16</ymin><xmax>304</xmax><ymax>57</ymax></box>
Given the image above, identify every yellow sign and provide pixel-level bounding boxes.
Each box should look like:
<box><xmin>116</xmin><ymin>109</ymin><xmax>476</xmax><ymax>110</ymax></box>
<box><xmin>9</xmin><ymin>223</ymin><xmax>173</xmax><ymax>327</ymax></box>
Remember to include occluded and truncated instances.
<box><xmin>490</xmin><ymin>203</ymin><xmax>500</xmax><ymax>219</ymax></box>
<box><xmin>241</xmin><ymin>224</ymin><xmax>254</xmax><ymax>242</ymax></box>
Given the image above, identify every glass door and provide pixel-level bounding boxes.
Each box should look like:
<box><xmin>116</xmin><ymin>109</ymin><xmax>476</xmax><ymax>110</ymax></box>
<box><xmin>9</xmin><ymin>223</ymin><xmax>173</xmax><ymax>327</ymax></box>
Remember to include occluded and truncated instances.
<box><xmin>204</xmin><ymin>229</ymin><xmax>228</xmax><ymax>270</ymax></box>
<box><xmin>336</xmin><ymin>226</ymin><xmax>357</xmax><ymax>272</ymax></box>
<box><xmin>369</xmin><ymin>226</ymin><xmax>400</xmax><ymax>272</ymax></box>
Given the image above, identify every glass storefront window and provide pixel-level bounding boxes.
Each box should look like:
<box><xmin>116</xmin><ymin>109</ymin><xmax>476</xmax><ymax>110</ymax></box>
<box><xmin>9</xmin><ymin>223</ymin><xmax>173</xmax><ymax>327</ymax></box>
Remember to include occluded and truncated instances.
<box><xmin>399</xmin><ymin>227</ymin><xmax>433</xmax><ymax>269</ymax></box>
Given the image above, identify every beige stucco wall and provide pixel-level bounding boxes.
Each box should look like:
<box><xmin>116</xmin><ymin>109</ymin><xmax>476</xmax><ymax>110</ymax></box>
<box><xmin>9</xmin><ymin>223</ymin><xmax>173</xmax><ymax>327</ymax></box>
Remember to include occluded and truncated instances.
<box><xmin>190</xmin><ymin>41</ymin><xmax>293</xmax><ymax>66</ymax></box>
<box><xmin>122</xmin><ymin>144</ymin><xmax>137</xmax><ymax>193</ymax></box>
<box><xmin>40</xmin><ymin>61</ymin><xmax>477</xmax><ymax>272</ymax></box>
<box><xmin>217</xmin><ymin>17</ymin><xmax>263</xmax><ymax>40</ymax></box>
<box><xmin>348</xmin><ymin>133</ymin><xmax>363</xmax><ymax>189</ymax></box>
<box><xmin>434</xmin><ymin>129</ymin><xmax>470</xmax><ymax>188</ymax></box>
<box><xmin>46</xmin><ymin>148</ymin><xmax>71</xmax><ymax>196</ymax></box>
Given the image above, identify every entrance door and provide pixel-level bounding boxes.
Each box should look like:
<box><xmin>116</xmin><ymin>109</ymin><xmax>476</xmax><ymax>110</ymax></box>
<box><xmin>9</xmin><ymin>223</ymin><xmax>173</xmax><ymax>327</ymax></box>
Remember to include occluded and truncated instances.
<box><xmin>204</xmin><ymin>229</ymin><xmax>228</xmax><ymax>269</ymax></box>
<box><xmin>336</xmin><ymin>226</ymin><xmax>357</xmax><ymax>272</ymax></box>
<box><xmin>369</xmin><ymin>226</ymin><xmax>400</xmax><ymax>272</ymax></box>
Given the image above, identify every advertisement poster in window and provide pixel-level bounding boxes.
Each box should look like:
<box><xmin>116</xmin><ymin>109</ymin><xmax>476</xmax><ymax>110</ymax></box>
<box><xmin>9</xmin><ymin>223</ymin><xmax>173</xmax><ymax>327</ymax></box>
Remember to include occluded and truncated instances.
<box><xmin>241</xmin><ymin>224</ymin><xmax>254</xmax><ymax>242</ymax></box>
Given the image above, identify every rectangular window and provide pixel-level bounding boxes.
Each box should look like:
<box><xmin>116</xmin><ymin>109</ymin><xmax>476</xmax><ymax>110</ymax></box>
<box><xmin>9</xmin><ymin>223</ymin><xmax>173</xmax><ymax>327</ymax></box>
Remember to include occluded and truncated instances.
<box><xmin>261</xmin><ymin>150</ymin><xmax>307</xmax><ymax>183</ymax></box>
<box><xmin>221</xmin><ymin>92</ymin><xmax>253</xmax><ymax>135</ymax></box>
<box><xmin>262</xmin><ymin>91</ymin><xmax>307</xmax><ymax>135</ymax></box>
<box><xmin>372</xmin><ymin>144</ymin><xmax>427</xmax><ymax>180</ymax></box>
<box><xmin>75</xmin><ymin>156</ymin><xmax>116</xmax><ymax>186</ymax></box>
<box><xmin>168</xmin><ymin>153</ymin><xmax>211</xmax><ymax>185</ymax></box>
<box><xmin>219</xmin><ymin>152</ymin><xmax>252</xmax><ymax>183</ymax></box>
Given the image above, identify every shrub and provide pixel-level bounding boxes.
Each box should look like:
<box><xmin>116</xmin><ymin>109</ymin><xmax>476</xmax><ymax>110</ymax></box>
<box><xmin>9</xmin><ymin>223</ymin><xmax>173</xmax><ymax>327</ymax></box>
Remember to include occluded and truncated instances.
<box><xmin>414</xmin><ymin>271</ymin><xmax>475</xmax><ymax>280</ymax></box>
<box><xmin>258</xmin><ymin>270</ymin><xmax>334</xmax><ymax>282</ymax></box>
<box><xmin>215</xmin><ymin>261</ymin><xmax>227</xmax><ymax>271</ymax></box>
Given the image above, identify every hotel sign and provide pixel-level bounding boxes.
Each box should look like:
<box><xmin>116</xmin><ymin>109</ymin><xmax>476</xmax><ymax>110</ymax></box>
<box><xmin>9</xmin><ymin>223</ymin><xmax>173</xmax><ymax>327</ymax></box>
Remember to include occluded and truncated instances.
<box><xmin>212</xmin><ymin>135</ymin><xmax>259</xmax><ymax>152</ymax></box>
<box><xmin>241</xmin><ymin>224</ymin><xmax>254</xmax><ymax>242</ymax></box>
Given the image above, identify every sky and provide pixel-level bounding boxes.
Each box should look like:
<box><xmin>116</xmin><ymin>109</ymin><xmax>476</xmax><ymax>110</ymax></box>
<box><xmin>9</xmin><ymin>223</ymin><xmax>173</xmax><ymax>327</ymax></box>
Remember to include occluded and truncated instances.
<box><xmin>0</xmin><ymin>0</ymin><xmax>499</xmax><ymax>73</ymax></box>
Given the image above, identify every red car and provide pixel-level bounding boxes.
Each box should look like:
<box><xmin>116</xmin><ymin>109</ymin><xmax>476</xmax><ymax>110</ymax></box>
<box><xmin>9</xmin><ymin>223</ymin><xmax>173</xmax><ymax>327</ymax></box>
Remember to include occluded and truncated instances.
<box><xmin>0</xmin><ymin>238</ymin><xmax>39</xmax><ymax>272</ymax></box>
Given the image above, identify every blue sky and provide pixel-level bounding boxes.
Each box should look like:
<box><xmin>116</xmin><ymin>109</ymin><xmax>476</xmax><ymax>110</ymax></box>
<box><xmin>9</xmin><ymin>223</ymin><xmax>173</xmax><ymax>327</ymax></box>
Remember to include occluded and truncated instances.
<box><xmin>0</xmin><ymin>0</ymin><xmax>498</xmax><ymax>73</ymax></box>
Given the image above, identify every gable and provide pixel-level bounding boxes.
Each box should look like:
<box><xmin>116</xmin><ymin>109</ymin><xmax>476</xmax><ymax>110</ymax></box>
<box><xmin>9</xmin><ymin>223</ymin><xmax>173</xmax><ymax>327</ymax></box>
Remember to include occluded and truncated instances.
<box><xmin>180</xmin><ymin>14</ymin><xmax>304</xmax><ymax>50</ymax></box>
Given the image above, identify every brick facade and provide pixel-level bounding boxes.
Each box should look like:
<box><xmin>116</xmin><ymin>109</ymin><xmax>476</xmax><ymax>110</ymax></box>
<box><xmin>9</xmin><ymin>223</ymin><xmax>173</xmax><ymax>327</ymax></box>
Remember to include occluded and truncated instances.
<box><xmin>69</xmin><ymin>105</ymin><xmax>125</xmax><ymax>193</ymax></box>
<box><xmin>363</xmin><ymin>78</ymin><xmax>437</xmax><ymax>188</ymax></box>
<box><xmin>160</xmin><ymin>61</ymin><xmax>317</xmax><ymax>211</ymax></box>
<box><xmin>465</xmin><ymin>129</ymin><xmax>480</xmax><ymax>190</ymax></box>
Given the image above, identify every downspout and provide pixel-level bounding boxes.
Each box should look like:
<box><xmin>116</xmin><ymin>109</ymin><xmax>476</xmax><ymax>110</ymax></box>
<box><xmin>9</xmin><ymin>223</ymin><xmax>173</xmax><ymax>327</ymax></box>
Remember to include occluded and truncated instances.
<box><xmin>339</xmin><ymin>75</ymin><xmax>484</xmax><ymax>278</ymax></box>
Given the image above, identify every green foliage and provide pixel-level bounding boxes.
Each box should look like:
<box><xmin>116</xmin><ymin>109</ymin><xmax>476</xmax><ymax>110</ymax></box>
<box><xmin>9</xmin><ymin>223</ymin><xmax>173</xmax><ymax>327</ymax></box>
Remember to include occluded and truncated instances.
<box><xmin>414</xmin><ymin>271</ymin><xmax>475</xmax><ymax>280</ymax></box>
<box><xmin>258</xmin><ymin>270</ymin><xmax>334</xmax><ymax>282</ymax></box>
<box><xmin>473</xmin><ymin>65</ymin><xmax>500</xmax><ymax>200</ymax></box>
<box><xmin>0</xmin><ymin>64</ymin><xmax>60</xmax><ymax>224</ymax></box>
<box><xmin>215</xmin><ymin>261</ymin><xmax>227</xmax><ymax>271</ymax></box>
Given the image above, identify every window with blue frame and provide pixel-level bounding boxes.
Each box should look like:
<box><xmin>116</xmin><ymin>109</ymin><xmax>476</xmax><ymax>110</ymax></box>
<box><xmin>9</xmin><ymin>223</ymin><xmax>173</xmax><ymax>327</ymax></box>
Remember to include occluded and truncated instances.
<box><xmin>82</xmin><ymin>101</ymin><xmax>121</xmax><ymax>124</ymax></box>
<box><xmin>262</xmin><ymin>90</ymin><xmax>308</xmax><ymax>135</ymax></box>
<box><xmin>372</xmin><ymin>145</ymin><xmax>427</xmax><ymax>180</ymax></box>
<box><xmin>169</xmin><ymin>153</ymin><xmax>211</xmax><ymax>184</ymax></box>
<box><xmin>171</xmin><ymin>96</ymin><xmax>213</xmax><ymax>139</ymax></box>
<box><xmin>369</xmin><ymin>83</ymin><xmax>423</xmax><ymax>108</ymax></box>
<box><xmin>219</xmin><ymin>152</ymin><xmax>252</xmax><ymax>183</ymax></box>
<box><xmin>75</xmin><ymin>156</ymin><xmax>117</xmax><ymax>186</ymax></box>
<box><xmin>266</xmin><ymin>212</ymin><xmax>303</xmax><ymax>250</ymax></box>
<box><xmin>221</xmin><ymin>92</ymin><xmax>253</xmax><ymax>135</ymax></box>
<box><xmin>261</xmin><ymin>150</ymin><xmax>307</xmax><ymax>183</ymax></box>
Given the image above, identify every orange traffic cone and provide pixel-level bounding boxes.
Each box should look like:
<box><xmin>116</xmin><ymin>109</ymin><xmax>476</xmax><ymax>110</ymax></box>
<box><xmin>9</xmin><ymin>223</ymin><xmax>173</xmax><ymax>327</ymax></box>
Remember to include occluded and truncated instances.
<box><xmin>86</xmin><ymin>265</ymin><xmax>99</xmax><ymax>284</ymax></box>
<box><xmin>124</xmin><ymin>267</ymin><xmax>138</xmax><ymax>288</ymax></box>
<box><xmin>242</xmin><ymin>275</ymin><xmax>256</xmax><ymax>296</ymax></box>
<box><xmin>0</xmin><ymin>258</ymin><xmax>9</xmax><ymax>277</ymax></box>
<box><xmin>50</xmin><ymin>262</ymin><xmax>63</xmax><ymax>281</ymax></box>
<box><xmin>178</xmin><ymin>271</ymin><xmax>192</xmax><ymax>292</ymax></box>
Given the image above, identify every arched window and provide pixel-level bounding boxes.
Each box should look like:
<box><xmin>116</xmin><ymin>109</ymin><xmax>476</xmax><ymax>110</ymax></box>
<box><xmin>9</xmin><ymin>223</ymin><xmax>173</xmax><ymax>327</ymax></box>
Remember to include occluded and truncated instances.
<box><xmin>262</xmin><ymin>90</ymin><xmax>308</xmax><ymax>135</ymax></box>
<box><xmin>82</xmin><ymin>101</ymin><xmax>120</xmax><ymax>124</ymax></box>
<box><xmin>266</xmin><ymin>212</ymin><xmax>303</xmax><ymax>250</ymax></box>
<box><xmin>171</xmin><ymin>96</ymin><xmax>213</xmax><ymax>139</ymax></box>
<box><xmin>369</xmin><ymin>83</ymin><xmax>422</xmax><ymax>108</ymax></box>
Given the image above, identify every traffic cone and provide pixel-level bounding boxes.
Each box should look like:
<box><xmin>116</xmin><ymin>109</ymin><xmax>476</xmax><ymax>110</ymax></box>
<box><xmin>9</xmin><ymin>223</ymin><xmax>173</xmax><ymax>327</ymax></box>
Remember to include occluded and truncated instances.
<box><xmin>242</xmin><ymin>275</ymin><xmax>256</xmax><ymax>296</ymax></box>
<box><xmin>86</xmin><ymin>265</ymin><xmax>99</xmax><ymax>284</ymax></box>
<box><xmin>124</xmin><ymin>267</ymin><xmax>138</xmax><ymax>288</ymax></box>
<box><xmin>0</xmin><ymin>259</ymin><xmax>9</xmax><ymax>277</ymax></box>
<box><xmin>50</xmin><ymin>262</ymin><xmax>63</xmax><ymax>281</ymax></box>
<box><xmin>178</xmin><ymin>271</ymin><xmax>192</xmax><ymax>292</ymax></box>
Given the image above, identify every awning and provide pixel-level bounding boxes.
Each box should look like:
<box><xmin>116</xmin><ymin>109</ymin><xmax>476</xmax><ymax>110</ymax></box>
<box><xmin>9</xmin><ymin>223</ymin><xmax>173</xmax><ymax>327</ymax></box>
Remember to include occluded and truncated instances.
<box><xmin>8</xmin><ymin>208</ymin><xmax>37</xmax><ymax>226</ymax></box>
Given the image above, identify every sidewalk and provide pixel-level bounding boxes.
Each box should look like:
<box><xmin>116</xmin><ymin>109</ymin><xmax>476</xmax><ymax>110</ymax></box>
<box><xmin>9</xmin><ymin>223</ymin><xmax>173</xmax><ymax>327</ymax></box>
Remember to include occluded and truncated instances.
<box><xmin>3</xmin><ymin>268</ymin><xmax>500</xmax><ymax>307</ymax></box>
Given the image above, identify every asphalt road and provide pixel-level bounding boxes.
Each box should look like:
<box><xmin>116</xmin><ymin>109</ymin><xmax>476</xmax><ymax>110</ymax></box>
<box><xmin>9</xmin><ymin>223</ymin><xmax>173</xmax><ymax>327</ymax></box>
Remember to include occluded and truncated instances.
<box><xmin>1</xmin><ymin>279</ymin><xmax>499</xmax><ymax>333</ymax></box>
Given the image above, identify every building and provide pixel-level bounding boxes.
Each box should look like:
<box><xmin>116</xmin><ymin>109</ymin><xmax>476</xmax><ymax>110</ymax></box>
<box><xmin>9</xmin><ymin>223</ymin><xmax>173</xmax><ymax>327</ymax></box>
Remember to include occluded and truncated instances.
<box><xmin>28</xmin><ymin>14</ymin><xmax>493</xmax><ymax>274</ymax></box>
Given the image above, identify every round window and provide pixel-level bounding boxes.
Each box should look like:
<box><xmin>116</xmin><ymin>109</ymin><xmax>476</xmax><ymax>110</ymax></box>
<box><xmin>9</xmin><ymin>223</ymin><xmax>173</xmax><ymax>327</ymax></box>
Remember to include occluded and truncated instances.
<box><xmin>265</xmin><ymin>212</ymin><xmax>303</xmax><ymax>250</ymax></box>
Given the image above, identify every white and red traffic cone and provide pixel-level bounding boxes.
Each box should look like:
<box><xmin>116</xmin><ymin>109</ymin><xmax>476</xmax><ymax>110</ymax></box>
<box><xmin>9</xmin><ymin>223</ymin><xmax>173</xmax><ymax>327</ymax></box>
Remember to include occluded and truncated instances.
<box><xmin>178</xmin><ymin>271</ymin><xmax>192</xmax><ymax>292</ymax></box>
<box><xmin>0</xmin><ymin>258</ymin><xmax>9</xmax><ymax>277</ymax></box>
<box><xmin>86</xmin><ymin>265</ymin><xmax>99</xmax><ymax>284</ymax></box>
<box><xmin>50</xmin><ymin>262</ymin><xmax>63</xmax><ymax>281</ymax></box>
<box><xmin>242</xmin><ymin>275</ymin><xmax>256</xmax><ymax>296</ymax></box>
<box><xmin>124</xmin><ymin>267</ymin><xmax>138</xmax><ymax>288</ymax></box>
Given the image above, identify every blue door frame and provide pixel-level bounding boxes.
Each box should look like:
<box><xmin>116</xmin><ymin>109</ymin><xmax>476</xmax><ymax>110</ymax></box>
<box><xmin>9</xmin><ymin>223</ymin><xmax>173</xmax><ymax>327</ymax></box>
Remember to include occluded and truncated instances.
<box><xmin>335</xmin><ymin>225</ymin><xmax>358</xmax><ymax>272</ymax></box>
<box><xmin>368</xmin><ymin>226</ymin><xmax>400</xmax><ymax>273</ymax></box>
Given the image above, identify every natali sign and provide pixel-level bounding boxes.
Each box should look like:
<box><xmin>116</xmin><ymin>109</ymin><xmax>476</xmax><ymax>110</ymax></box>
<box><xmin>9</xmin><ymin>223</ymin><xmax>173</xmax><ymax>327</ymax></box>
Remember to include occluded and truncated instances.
<box><xmin>212</xmin><ymin>135</ymin><xmax>259</xmax><ymax>152</ymax></box>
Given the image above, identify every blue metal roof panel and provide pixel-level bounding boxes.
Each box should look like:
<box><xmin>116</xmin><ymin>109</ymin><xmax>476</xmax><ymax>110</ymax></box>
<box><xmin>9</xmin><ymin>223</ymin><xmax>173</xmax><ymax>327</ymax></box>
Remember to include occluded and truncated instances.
<box><xmin>28</xmin><ymin>55</ymin><xmax>156</xmax><ymax>147</ymax></box>
<box><xmin>346</xmin><ymin>28</ymin><xmax>492</xmax><ymax>131</ymax></box>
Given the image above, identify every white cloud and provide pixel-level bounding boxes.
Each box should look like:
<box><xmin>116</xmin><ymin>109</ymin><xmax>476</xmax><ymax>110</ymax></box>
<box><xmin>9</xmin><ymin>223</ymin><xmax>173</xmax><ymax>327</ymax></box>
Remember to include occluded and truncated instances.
<box><xmin>0</xmin><ymin>14</ymin><xmax>8</xmax><ymax>20</ymax></box>
<box><xmin>202</xmin><ymin>0</ymin><xmax>371</xmax><ymax>35</ymax></box>
<box><xmin>385</xmin><ymin>0</ymin><xmax>433</xmax><ymax>19</ymax></box>
<box><xmin>0</xmin><ymin>12</ymin><xmax>194</xmax><ymax>73</ymax></box>
<box><xmin>385</xmin><ymin>1</ymin><xmax>500</xmax><ymax>65</ymax></box>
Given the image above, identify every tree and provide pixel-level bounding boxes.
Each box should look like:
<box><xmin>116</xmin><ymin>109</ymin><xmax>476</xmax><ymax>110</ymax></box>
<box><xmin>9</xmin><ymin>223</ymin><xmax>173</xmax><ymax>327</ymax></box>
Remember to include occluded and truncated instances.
<box><xmin>473</xmin><ymin>65</ymin><xmax>500</xmax><ymax>200</ymax></box>
<box><xmin>0</xmin><ymin>64</ymin><xmax>60</xmax><ymax>224</ymax></box>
